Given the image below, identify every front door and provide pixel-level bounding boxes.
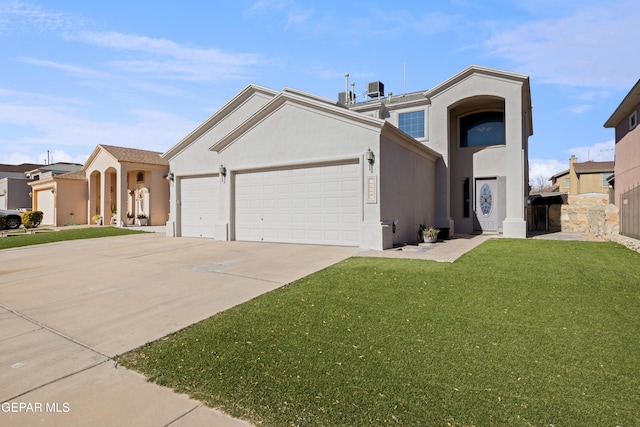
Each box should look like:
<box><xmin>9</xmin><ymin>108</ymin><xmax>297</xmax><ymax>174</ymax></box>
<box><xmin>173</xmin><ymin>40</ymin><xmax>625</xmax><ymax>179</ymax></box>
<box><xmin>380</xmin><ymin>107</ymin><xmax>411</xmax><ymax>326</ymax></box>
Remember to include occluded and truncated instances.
<box><xmin>475</xmin><ymin>178</ymin><xmax>498</xmax><ymax>232</ymax></box>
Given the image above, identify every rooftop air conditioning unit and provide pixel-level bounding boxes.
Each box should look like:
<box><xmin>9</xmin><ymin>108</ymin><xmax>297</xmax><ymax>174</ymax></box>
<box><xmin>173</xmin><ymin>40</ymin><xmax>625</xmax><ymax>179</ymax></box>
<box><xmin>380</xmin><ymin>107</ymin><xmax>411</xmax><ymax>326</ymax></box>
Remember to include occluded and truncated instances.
<box><xmin>367</xmin><ymin>81</ymin><xmax>384</xmax><ymax>98</ymax></box>
<box><xmin>338</xmin><ymin>91</ymin><xmax>355</xmax><ymax>105</ymax></box>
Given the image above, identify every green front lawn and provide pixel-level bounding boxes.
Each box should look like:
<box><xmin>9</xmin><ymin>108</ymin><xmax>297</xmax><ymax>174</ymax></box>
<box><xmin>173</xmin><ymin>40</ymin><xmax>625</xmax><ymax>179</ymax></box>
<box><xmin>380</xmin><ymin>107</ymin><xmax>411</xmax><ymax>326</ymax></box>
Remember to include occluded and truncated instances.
<box><xmin>118</xmin><ymin>239</ymin><xmax>640</xmax><ymax>426</ymax></box>
<box><xmin>0</xmin><ymin>226</ymin><xmax>147</xmax><ymax>250</ymax></box>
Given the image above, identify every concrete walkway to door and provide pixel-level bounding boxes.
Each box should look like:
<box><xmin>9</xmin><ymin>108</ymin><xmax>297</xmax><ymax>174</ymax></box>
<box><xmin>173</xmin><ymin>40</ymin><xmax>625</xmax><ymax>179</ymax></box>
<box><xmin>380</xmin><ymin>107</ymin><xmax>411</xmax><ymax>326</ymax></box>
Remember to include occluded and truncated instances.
<box><xmin>0</xmin><ymin>234</ymin><xmax>357</xmax><ymax>426</ymax></box>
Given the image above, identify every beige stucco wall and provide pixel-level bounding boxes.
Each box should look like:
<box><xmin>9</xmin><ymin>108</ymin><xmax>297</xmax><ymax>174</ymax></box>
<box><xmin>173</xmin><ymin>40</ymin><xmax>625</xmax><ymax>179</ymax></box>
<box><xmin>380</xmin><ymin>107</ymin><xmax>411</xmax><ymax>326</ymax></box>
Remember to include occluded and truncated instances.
<box><xmin>379</xmin><ymin>133</ymin><xmax>437</xmax><ymax>246</ymax></box>
<box><xmin>428</xmin><ymin>73</ymin><xmax>529</xmax><ymax>237</ymax></box>
<box><xmin>55</xmin><ymin>180</ymin><xmax>88</xmax><ymax>226</ymax></box>
<box><xmin>169</xmin><ymin>92</ymin><xmax>274</xmax><ymax>175</ymax></box>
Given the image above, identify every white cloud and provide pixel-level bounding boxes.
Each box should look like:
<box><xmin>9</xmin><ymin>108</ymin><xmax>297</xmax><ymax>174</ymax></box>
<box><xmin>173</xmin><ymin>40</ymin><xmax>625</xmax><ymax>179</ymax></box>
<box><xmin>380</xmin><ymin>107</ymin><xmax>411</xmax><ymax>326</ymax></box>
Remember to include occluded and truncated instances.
<box><xmin>528</xmin><ymin>139</ymin><xmax>615</xmax><ymax>186</ymax></box>
<box><xmin>484</xmin><ymin>0</ymin><xmax>640</xmax><ymax>90</ymax></box>
<box><xmin>0</xmin><ymin>99</ymin><xmax>198</xmax><ymax>164</ymax></box>
<box><xmin>0</xmin><ymin>1</ymin><xmax>89</xmax><ymax>35</ymax></box>
<box><xmin>566</xmin><ymin>139</ymin><xmax>615</xmax><ymax>162</ymax></box>
<box><xmin>75</xmin><ymin>31</ymin><xmax>266</xmax><ymax>82</ymax></box>
<box><xmin>529</xmin><ymin>158</ymin><xmax>567</xmax><ymax>185</ymax></box>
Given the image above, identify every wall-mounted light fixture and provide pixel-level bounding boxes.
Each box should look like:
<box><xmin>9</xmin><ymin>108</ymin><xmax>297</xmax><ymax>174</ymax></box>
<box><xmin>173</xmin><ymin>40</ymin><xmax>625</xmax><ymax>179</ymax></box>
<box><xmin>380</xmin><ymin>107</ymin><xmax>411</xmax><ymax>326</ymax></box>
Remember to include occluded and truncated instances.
<box><xmin>366</xmin><ymin>148</ymin><xmax>375</xmax><ymax>172</ymax></box>
<box><xmin>50</xmin><ymin>188</ymin><xmax>56</xmax><ymax>194</ymax></box>
<box><xmin>166</xmin><ymin>172</ymin><xmax>174</xmax><ymax>181</ymax></box>
<box><xmin>28</xmin><ymin>192</ymin><xmax>32</xmax><ymax>198</ymax></box>
<box><xmin>219</xmin><ymin>165</ymin><xmax>227</xmax><ymax>182</ymax></box>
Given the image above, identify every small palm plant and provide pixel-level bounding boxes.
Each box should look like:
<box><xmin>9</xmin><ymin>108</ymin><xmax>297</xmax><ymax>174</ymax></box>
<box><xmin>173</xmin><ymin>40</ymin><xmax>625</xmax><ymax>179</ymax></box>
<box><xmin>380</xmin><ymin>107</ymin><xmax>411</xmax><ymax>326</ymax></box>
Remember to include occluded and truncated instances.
<box><xmin>422</xmin><ymin>227</ymin><xmax>440</xmax><ymax>243</ymax></box>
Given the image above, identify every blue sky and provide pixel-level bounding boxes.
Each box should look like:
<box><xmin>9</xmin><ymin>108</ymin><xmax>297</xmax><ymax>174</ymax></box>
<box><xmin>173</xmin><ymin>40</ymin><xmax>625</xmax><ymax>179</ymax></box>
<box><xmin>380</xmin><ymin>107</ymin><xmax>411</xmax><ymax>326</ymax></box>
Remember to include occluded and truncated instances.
<box><xmin>1</xmin><ymin>0</ymin><xmax>638</xmax><ymax>184</ymax></box>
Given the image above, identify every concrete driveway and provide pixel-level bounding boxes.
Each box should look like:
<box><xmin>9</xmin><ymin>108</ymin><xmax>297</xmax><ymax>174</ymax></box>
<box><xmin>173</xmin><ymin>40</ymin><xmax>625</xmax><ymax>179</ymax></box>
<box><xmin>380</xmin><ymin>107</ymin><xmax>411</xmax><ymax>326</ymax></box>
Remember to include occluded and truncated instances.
<box><xmin>0</xmin><ymin>233</ymin><xmax>357</xmax><ymax>426</ymax></box>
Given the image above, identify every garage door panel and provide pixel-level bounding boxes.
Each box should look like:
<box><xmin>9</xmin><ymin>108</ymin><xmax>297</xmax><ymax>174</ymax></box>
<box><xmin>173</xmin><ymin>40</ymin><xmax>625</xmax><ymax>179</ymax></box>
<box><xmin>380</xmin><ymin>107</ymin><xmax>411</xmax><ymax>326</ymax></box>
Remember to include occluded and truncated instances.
<box><xmin>235</xmin><ymin>162</ymin><xmax>360</xmax><ymax>246</ymax></box>
<box><xmin>180</xmin><ymin>176</ymin><xmax>219</xmax><ymax>238</ymax></box>
<box><xmin>37</xmin><ymin>191</ymin><xmax>54</xmax><ymax>225</ymax></box>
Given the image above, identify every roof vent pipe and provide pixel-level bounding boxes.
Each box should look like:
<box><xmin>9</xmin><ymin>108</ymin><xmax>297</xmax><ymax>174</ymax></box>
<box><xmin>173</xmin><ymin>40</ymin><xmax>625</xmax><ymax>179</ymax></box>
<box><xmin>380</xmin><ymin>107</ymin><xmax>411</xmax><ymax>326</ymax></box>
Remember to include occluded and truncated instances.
<box><xmin>345</xmin><ymin>73</ymin><xmax>350</xmax><ymax>105</ymax></box>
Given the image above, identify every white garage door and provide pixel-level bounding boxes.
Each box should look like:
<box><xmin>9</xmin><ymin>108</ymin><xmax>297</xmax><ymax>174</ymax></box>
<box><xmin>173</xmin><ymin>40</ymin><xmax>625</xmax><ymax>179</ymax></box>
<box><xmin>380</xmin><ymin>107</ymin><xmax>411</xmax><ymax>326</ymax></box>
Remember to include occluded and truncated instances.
<box><xmin>37</xmin><ymin>190</ymin><xmax>54</xmax><ymax>225</ymax></box>
<box><xmin>179</xmin><ymin>175</ymin><xmax>219</xmax><ymax>238</ymax></box>
<box><xmin>235</xmin><ymin>162</ymin><xmax>360</xmax><ymax>246</ymax></box>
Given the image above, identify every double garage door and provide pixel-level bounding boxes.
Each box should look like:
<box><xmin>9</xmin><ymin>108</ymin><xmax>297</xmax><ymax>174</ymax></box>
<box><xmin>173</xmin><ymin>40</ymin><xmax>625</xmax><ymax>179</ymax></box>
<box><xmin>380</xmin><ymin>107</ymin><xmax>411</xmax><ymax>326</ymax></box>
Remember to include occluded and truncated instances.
<box><xmin>235</xmin><ymin>162</ymin><xmax>360</xmax><ymax>246</ymax></box>
<box><xmin>179</xmin><ymin>163</ymin><xmax>361</xmax><ymax>246</ymax></box>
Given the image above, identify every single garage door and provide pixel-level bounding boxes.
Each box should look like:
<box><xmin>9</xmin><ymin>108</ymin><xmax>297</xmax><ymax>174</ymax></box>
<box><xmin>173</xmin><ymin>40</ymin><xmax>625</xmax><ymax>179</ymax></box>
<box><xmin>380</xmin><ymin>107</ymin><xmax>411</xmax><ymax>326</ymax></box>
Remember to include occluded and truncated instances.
<box><xmin>235</xmin><ymin>162</ymin><xmax>360</xmax><ymax>246</ymax></box>
<box><xmin>179</xmin><ymin>175</ymin><xmax>219</xmax><ymax>238</ymax></box>
<box><xmin>37</xmin><ymin>190</ymin><xmax>54</xmax><ymax>225</ymax></box>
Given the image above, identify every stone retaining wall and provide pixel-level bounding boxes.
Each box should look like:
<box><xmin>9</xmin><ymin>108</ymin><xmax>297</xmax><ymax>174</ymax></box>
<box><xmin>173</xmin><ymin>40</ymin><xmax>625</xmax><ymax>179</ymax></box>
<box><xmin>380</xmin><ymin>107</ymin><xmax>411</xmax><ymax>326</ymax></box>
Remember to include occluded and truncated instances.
<box><xmin>560</xmin><ymin>193</ymin><xmax>640</xmax><ymax>252</ymax></box>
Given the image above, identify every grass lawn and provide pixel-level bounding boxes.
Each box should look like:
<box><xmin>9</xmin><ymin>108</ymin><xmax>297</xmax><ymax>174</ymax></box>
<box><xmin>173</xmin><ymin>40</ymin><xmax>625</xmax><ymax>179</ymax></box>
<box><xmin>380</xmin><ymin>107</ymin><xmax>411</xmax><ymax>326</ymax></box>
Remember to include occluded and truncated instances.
<box><xmin>0</xmin><ymin>226</ymin><xmax>147</xmax><ymax>250</ymax></box>
<box><xmin>117</xmin><ymin>239</ymin><xmax>640</xmax><ymax>426</ymax></box>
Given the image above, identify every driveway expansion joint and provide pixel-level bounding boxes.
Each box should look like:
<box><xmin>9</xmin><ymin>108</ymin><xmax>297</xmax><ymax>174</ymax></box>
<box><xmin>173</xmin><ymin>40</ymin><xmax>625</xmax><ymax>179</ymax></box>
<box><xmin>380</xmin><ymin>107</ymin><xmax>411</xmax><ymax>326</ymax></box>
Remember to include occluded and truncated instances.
<box><xmin>0</xmin><ymin>302</ymin><xmax>111</xmax><ymax>359</ymax></box>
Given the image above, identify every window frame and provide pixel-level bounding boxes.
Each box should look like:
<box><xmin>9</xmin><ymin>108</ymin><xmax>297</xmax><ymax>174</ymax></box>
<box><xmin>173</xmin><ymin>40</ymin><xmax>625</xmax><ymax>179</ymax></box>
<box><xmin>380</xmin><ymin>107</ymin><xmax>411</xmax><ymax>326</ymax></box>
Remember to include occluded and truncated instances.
<box><xmin>398</xmin><ymin>110</ymin><xmax>425</xmax><ymax>139</ymax></box>
<box><xmin>459</xmin><ymin>111</ymin><xmax>505</xmax><ymax>148</ymax></box>
<box><xmin>630</xmin><ymin>111</ymin><xmax>638</xmax><ymax>131</ymax></box>
<box><xmin>564</xmin><ymin>177</ymin><xmax>570</xmax><ymax>189</ymax></box>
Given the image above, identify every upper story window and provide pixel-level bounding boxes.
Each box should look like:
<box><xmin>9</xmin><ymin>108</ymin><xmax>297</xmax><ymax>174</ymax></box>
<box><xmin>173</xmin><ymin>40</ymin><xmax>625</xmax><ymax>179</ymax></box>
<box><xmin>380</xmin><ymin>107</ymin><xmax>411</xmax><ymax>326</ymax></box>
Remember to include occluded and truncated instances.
<box><xmin>137</xmin><ymin>172</ymin><xmax>144</xmax><ymax>182</ymax></box>
<box><xmin>460</xmin><ymin>111</ymin><xmax>504</xmax><ymax>147</ymax></box>
<box><xmin>564</xmin><ymin>178</ymin><xmax>570</xmax><ymax>188</ymax></box>
<box><xmin>398</xmin><ymin>110</ymin><xmax>425</xmax><ymax>138</ymax></box>
<box><xmin>602</xmin><ymin>172</ymin><xmax>613</xmax><ymax>187</ymax></box>
<box><xmin>630</xmin><ymin>111</ymin><xmax>637</xmax><ymax>130</ymax></box>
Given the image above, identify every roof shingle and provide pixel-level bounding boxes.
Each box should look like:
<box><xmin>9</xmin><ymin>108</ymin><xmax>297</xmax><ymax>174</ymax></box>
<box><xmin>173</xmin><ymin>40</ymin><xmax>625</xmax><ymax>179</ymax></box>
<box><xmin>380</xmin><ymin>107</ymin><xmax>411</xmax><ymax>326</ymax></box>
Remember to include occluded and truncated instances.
<box><xmin>99</xmin><ymin>145</ymin><xmax>169</xmax><ymax>166</ymax></box>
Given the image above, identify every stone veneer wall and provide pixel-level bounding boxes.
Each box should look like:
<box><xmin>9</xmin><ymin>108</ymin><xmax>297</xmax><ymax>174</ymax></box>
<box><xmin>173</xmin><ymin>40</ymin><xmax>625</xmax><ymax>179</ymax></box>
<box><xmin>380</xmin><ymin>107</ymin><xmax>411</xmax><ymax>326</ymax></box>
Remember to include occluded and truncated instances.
<box><xmin>560</xmin><ymin>193</ymin><xmax>640</xmax><ymax>252</ymax></box>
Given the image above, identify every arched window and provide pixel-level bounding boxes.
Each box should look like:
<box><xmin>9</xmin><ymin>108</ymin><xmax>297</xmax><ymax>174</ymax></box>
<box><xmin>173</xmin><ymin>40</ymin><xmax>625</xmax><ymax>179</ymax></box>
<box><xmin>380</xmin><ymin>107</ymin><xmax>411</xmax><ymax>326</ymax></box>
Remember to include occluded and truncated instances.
<box><xmin>137</xmin><ymin>172</ymin><xmax>144</xmax><ymax>182</ymax></box>
<box><xmin>460</xmin><ymin>111</ymin><xmax>504</xmax><ymax>147</ymax></box>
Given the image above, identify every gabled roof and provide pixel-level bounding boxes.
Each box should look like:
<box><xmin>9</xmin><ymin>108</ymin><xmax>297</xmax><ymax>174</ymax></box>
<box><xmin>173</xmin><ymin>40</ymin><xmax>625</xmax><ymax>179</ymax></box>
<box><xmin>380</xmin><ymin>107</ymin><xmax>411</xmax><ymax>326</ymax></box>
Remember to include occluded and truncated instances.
<box><xmin>209</xmin><ymin>88</ymin><xmax>441</xmax><ymax>161</ymax></box>
<box><xmin>573</xmin><ymin>160</ymin><xmax>614</xmax><ymax>174</ymax></box>
<box><xmin>425</xmin><ymin>65</ymin><xmax>533</xmax><ymax>136</ymax></box>
<box><xmin>425</xmin><ymin>65</ymin><xmax>530</xmax><ymax>98</ymax></box>
<box><xmin>604</xmin><ymin>79</ymin><xmax>640</xmax><ymax>128</ymax></box>
<box><xmin>83</xmin><ymin>144</ymin><xmax>168</xmax><ymax>171</ymax></box>
<box><xmin>550</xmin><ymin>169</ymin><xmax>570</xmax><ymax>180</ymax></box>
<box><xmin>162</xmin><ymin>84</ymin><xmax>278</xmax><ymax>159</ymax></box>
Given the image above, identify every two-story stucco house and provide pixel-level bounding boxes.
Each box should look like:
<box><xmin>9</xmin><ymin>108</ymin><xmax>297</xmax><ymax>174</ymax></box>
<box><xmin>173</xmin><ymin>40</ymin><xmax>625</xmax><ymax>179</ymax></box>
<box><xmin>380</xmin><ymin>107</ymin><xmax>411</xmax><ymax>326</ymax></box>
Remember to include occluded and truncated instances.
<box><xmin>163</xmin><ymin>65</ymin><xmax>533</xmax><ymax>250</ymax></box>
<box><xmin>550</xmin><ymin>155</ymin><xmax>614</xmax><ymax>197</ymax></box>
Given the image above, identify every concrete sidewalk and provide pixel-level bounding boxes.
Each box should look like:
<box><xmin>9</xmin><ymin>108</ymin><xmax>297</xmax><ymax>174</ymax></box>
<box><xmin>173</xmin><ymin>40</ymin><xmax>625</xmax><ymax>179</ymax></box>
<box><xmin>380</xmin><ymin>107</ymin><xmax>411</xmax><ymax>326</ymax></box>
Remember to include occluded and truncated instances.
<box><xmin>0</xmin><ymin>234</ymin><xmax>357</xmax><ymax>426</ymax></box>
<box><xmin>356</xmin><ymin>233</ymin><xmax>495</xmax><ymax>262</ymax></box>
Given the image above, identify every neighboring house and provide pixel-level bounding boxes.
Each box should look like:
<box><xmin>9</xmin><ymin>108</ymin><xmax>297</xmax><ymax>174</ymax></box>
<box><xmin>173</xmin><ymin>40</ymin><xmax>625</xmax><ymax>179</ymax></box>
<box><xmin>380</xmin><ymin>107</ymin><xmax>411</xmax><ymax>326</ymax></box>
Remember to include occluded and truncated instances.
<box><xmin>0</xmin><ymin>163</ymin><xmax>43</xmax><ymax>210</ymax></box>
<box><xmin>163</xmin><ymin>65</ymin><xmax>533</xmax><ymax>250</ymax></box>
<box><xmin>26</xmin><ymin>162</ymin><xmax>84</xmax><ymax>225</ymax></box>
<box><xmin>604</xmin><ymin>79</ymin><xmax>640</xmax><ymax>239</ymax></box>
<box><xmin>83</xmin><ymin>145</ymin><xmax>170</xmax><ymax>226</ymax></box>
<box><xmin>604</xmin><ymin>79</ymin><xmax>640</xmax><ymax>207</ymax></box>
<box><xmin>550</xmin><ymin>156</ymin><xmax>614</xmax><ymax>196</ymax></box>
<box><xmin>29</xmin><ymin>170</ymin><xmax>88</xmax><ymax>226</ymax></box>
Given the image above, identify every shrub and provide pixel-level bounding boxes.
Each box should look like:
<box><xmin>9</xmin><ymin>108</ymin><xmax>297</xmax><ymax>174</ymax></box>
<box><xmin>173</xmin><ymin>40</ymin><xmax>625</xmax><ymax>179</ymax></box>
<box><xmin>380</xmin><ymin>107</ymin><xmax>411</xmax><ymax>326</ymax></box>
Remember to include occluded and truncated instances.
<box><xmin>0</xmin><ymin>214</ymin><xmax>6</xmax><ymax>229</ymax></box>
<box><xmin>22</xmin><ymin>211</ymin><xmax>43</xmax><ymax>229</ymax></box>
